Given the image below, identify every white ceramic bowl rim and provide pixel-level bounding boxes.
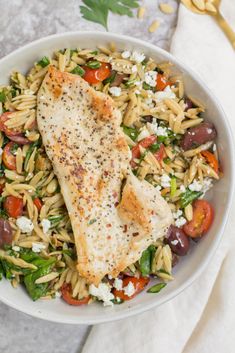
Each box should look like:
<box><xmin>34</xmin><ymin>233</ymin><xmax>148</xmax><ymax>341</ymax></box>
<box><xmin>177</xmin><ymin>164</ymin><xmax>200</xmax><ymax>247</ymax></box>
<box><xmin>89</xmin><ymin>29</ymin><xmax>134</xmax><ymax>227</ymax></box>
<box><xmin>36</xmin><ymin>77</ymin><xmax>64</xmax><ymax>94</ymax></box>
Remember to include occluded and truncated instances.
<box><xmin>0</xmin><ymin>31</ymin><xmax>234</xmax><ymax>325</ymax></box>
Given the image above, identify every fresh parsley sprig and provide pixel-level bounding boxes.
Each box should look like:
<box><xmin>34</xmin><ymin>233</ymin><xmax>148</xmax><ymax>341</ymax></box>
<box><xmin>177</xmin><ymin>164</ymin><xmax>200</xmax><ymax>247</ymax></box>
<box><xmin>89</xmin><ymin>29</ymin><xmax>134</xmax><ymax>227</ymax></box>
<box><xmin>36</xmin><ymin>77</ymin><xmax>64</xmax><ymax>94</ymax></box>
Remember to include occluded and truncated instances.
<box><xmin>80</xmin><ymin>0</ymin><xmax>140</xmax><ymax>30</ymax></box>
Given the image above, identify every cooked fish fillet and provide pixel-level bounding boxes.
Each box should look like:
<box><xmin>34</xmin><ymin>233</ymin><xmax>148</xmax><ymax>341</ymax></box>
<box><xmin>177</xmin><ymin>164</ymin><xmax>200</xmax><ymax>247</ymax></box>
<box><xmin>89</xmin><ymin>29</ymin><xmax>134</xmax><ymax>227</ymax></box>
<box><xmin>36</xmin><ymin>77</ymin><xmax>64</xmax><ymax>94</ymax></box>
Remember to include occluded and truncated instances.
<box><xmin>37</xmin><ymin>66</ymin><xmax>173</xmax><ymax>285</ymax></box>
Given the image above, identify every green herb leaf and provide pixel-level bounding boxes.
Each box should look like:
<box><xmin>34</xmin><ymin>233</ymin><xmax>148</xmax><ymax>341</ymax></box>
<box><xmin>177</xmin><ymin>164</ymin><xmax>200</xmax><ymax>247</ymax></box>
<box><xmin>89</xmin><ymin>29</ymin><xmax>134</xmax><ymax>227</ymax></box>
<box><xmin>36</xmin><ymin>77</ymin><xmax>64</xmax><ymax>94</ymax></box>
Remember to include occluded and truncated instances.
<box><xmin>143</xmin><ymin>82</ymin><xmax>152</xmax><ymax>90</ymax></box>
<box><xmin>139</xmin><ymin>245</ymin><xmax>155</xmax><ymax>276</ymax></box>
<box><xmin>147</xmin><ymin>282</ymin><xmax>166</xmax><ymax>293</ymax></box>
<box><xmin>0</xmin><ymin>91</ymin><xmax>6</xmax><ymax>103</ymax></box>
<box><xmin>80</xmin><ymin>0</ymin><xmax>140</xmax><ymax>30</ymax></box>
<box><xmin>37</xmin><ymin>56</ymin><xmax>50</xmax><ymax>68</ymax></box>
<box><xmin>103</xmin><ymin>71</ymin><xmax>117</xmax><ymax>85</ymax></box>
<box><xmin>86</xmin><ymin>61</ymin><xmax>101</xmax><ymax>69</ymax></box>
<box><xmin>180</xmin><ymin>189</ymin><xmax>203</xmax><ymax>208</ymax></box>
<box><xmin>71</xmin><ymin>65</ymin><xmax>85</xmax><ymax>76</ymax></box>
<box><xmin>149</xmin><ymin>142</ymin><xmax>160</xmax><ymax>153</ymax></box>
<box><xmin>122</xmin><ymin>125</ymin><xmax>139</xmax><ymax>141</ymax></box>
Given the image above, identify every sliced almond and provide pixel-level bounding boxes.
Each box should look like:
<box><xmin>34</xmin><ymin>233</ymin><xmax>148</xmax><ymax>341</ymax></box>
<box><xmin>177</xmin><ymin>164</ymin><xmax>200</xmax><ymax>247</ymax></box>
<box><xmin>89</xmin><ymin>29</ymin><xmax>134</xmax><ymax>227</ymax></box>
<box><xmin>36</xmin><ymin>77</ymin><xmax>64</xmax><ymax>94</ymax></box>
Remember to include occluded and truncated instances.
<box><xmin>148</xmin><ymin>20</ymin><xmax>160</xmax><ymax>33</ymax></box>
<box><xmin>159</xmin><ymin>3</ymin><xmax>175</xmax><ymax>14</ymax></box>
<box><xmin>192</xmin><ymin>0</ymin><xmax>206</xmax><ymax>11</ymax></box>
<box><xmin>205</xmin><ymin>2</ymin><xmax>217</xmax><ymax>13</ymax></box>
<box><xmin>138</xmin><ymin>6</ymin><xmax>146</xmax><ymax>19</ymax></box>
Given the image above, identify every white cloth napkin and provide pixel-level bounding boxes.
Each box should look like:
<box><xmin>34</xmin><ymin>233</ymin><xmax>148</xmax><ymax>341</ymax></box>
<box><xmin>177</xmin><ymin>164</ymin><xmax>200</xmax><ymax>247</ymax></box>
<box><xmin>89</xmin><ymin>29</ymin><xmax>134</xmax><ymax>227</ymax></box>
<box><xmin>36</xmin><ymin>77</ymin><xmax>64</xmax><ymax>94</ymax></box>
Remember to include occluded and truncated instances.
<box><xmin>82</xmin><ymin>2</ymin><xmax>235</xmax><ymax>352</ymax></box>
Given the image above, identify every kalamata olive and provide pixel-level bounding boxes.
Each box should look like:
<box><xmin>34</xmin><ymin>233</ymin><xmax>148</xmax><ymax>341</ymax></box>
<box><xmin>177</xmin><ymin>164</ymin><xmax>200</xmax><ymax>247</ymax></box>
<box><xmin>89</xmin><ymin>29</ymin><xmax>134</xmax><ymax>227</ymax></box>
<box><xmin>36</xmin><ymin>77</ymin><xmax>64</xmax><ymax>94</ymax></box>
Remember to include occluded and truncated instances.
<box><xmin>0</xmin><ymin>218</ymin><xmax>13</xmax><ymax>248</ymax></box>
<box><xmin>142</xmin><ymin>115</ymin><xmax>154</xmax><ymax>123</ymax></box>
<box><xmin>165</xmin><ymin>225</ymin><xmax>190</xmax><ymax>256</ymax></box>
<box><xmin>181</xmin><ymin>122</ymin><xmax>217</xmax><ymax>151</ymax></box>
<box><xmin>184</xmin><ymin>98</ymin><xmax>193</xmax><ymax>111</ymax></box>
<box><xmin>110</xmin><ymin>72</ymin><xmax>128</xmax><ymax>87</ymax></box>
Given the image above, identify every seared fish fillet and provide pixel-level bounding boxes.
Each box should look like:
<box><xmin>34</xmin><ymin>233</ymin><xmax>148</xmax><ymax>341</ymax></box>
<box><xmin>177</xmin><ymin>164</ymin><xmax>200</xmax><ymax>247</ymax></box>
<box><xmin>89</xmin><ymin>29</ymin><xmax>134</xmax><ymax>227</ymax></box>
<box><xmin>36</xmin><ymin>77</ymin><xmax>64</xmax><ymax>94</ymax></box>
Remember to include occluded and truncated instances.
<box><xmin>37</xmin><ymin>66</ymin><xmax>173</xmax><ymax>285</ymax></box>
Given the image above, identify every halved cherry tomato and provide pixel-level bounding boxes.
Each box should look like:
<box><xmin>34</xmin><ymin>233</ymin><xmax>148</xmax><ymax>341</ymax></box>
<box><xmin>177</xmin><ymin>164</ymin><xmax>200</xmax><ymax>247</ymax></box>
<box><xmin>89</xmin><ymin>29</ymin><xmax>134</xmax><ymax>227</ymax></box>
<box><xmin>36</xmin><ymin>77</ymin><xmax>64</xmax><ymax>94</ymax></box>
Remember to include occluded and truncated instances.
<box><xmin>2</xmin><ymin>142</ymin><xmax>17</xmax><ymax>170</ymax></box>
<box><xmin>0</xmin><ymin>112</ymin><xmax>21</xmax><ymax>136</ymax></box>
<box><xmin>33</xmin><ymin>198</ymin><xmax>43</xmax><ymax>211</ymax></box>
<box><xmin>183</xmin><ymin>199</ymin><xmax>213</xmax><ymax>238</ymax></box>
<box><xmin>83</xmin><ymin>62</ymin><xmax>111</xmax><ymax>84</ymax></box>
<box><xmin>131</xmin><ymin>135</ymin><xmax>157</xmax><ymax>168</ymax></box>
<box><xmin>61</xmin><ymin>283</ymin><xmax>90</xmax><ymax>306</ymax></box>
<box><xmin>154</xmin><ymin>143</ymin><xmax>166</xmax><ymax>163</ymax></box>
<box><xmin>201</xmin><ymin>151</ymin><xmax>219</xmax><ymax>174</ymax></box>
<box><xmin>3</xmin><ymin>195</ymin><xmax>24</xmax><ymax>218</ymax></box>
<box><xmin>113</xmin><ymin>276</ymin><xmax>149</xmax><ymax>301</ymax></box>
<box><xmin>156</xmin><ymin>73</ymin><xmax>171</xmax><ymax>91</ymax></box>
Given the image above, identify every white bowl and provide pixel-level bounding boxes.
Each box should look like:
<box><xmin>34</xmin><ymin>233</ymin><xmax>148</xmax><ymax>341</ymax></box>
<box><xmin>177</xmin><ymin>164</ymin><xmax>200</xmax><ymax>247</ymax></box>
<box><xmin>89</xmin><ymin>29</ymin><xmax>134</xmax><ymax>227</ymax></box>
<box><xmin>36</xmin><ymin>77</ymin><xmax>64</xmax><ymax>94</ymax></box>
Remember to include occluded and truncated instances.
<box><xmin>0</xmin><ymin>31</ymin><xmax>233</xmax><ymax>325</ymax></box>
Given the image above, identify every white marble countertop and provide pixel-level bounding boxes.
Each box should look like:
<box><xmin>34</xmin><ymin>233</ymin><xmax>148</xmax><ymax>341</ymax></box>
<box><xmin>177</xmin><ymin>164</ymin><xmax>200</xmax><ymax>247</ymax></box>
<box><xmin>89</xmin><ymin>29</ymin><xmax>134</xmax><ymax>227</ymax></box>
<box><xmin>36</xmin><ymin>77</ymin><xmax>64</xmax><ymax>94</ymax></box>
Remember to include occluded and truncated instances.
<box><xmin>0</xmin><ymin>1</ymin><xmax>178</xmax><ymax>352</ymax></box>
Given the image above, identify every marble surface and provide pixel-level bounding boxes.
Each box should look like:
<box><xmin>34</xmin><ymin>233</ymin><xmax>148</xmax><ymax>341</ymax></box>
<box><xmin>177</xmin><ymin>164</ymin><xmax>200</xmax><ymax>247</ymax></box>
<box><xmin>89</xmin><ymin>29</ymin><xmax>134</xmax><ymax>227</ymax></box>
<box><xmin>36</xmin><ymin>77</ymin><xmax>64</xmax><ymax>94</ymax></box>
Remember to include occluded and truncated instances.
<box><xmin>0</xmin><ymin>1</ymin><xmax>178</xmax><ymax>352</ymax></box>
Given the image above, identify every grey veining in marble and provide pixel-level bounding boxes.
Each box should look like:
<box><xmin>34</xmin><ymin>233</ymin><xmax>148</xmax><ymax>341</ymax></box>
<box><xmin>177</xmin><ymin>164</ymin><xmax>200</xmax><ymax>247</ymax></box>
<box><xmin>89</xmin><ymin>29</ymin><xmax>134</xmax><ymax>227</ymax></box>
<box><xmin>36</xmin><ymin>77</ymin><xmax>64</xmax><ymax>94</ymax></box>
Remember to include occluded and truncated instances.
<box><xmin>0</xmin><ymin>1</ymin><xmax>178</xmax><ymax>352</ymax></box>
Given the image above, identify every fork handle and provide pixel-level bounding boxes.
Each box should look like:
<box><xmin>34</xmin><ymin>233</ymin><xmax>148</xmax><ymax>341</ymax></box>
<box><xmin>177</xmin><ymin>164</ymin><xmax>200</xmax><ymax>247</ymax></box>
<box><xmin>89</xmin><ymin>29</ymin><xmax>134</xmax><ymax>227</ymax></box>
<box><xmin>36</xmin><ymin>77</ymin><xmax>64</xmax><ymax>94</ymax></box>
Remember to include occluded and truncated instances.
<box><xmin>214</xmin><ymin>11</ymin><xmax>235</xmax><ymax>49</ymax></box>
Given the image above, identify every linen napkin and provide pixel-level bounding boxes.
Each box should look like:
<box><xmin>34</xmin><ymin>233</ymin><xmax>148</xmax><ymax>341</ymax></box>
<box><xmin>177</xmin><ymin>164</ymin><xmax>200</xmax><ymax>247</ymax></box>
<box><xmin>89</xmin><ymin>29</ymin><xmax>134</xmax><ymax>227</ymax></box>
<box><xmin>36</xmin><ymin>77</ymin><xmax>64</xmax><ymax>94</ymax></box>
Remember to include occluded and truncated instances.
<box><xmin>82</xmin><ymin>2</ymin><xmax>235</xmax><ymax>352</ymax></box>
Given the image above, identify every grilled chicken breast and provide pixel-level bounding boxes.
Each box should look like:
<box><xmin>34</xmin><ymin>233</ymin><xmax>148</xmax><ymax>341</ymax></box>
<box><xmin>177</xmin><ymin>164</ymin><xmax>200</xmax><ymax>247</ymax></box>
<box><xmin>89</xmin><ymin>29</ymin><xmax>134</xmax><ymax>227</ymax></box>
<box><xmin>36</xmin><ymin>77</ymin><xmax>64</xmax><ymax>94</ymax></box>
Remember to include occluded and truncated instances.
<box><xmin>37</xmin><ymin>66</ymin><xmax>173</xmax><ymax>285</ymax></box>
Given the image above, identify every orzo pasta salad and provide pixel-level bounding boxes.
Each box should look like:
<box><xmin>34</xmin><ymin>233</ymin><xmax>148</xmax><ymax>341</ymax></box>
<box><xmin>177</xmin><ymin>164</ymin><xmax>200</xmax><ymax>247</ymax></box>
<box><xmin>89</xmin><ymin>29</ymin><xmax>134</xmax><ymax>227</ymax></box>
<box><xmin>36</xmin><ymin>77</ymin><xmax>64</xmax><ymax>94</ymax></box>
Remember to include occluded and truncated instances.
<box><xmin>0</xmin><ymin>44</ymin><xmax>219</xmax><ymax>306</ymax></box>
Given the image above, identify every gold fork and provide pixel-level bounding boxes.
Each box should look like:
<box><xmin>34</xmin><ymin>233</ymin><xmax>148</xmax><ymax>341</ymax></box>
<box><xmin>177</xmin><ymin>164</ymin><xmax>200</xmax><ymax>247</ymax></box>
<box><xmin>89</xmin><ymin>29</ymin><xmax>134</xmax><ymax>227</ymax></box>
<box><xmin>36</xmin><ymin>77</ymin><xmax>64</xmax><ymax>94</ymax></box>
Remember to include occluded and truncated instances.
<box><xmin>181</xmin><ymin>0</ymin><xmax>235</xmax><ymax>49</ymax></box>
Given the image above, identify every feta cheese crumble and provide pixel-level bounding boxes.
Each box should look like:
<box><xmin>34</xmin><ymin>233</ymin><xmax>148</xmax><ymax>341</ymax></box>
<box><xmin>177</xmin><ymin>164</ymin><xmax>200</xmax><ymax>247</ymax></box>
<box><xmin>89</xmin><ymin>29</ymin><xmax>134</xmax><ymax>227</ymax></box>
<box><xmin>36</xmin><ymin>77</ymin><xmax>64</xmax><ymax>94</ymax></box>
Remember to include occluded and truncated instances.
<box><xmin>137</xmin><ymin>127</ymin><xmax>150</xmax><ymax>141</ymax></box>
<box><xmin>173</xmin><ymin>209</ymin><xmax>183</xmax><ymax>219</ymax></box>
<box><xmin>180</xmin><ymin>185</ymin><xmax>186</xmax><ymax>193</ymax></box>
<box><xmin>109</xmin><ymin>86</ymin><xmax>121</xmax><ymax>97</ymax></box>
<box><xmin>113</xmin><ymin>278</ymin><xmax>123</xmax><ymax>291</ymax></box>
<box><xmin>188</xmin><ymin>179</ymin><xmax>203</xmax><ymax>192</ymax></box>
<box><xmin>16</xmin><ymin>216</ymin><xmax>34</xmax><ymax>234</ymax></box>
<box><xmin>160</xmin><ymin>174</ymin><xmax>171</xmax><ymax>188</ymax></box>
<box><xmin>123</xmin><ymin>281</ymin><xmax>135</xmax><ymax>297</ymax></box>
<box><xmin>89</xmin><ymin>283</ymin><xmax>114</xmax><ymax>306</ymax></box>
<box><xmin>156</xmin><ymin>185</ymin><xmax>162</xmax><ymax>192</ymax></box>
<box><xmin>121</xmin><ymin>50</ymin><xmax>131</xmax><ymax>59</ymax></box>
<box><xmin>132</xmin><ymin>65</ymin><xmax>138</xmax><ymax>73</ymax></box>
<box><xmin>175</xmin><ymin>217</ymin><xmax>187</xmax><ymax>228</ymax></box>
<box><xmin>12</xmin><ymin>245</ymin><xmax>20</xmax><ymax>252</ymax></box>
<box><xmin>130</xmin><ymin>51</ymin><xmax>145</xmax><ymax>63</ymax></box>
<box><xmin>144</xmin><ymin>71</ymin><xmax>157</xmax><ymax>87</ymax></box>
<box><xmin>32</xmin><ymin>242</ymin><xmax>46</xmax><ymax>253</ymax></box>
<box><xmin>155</xmin><ymin>86</ymin><xmax>176</xmax><ymax>101</ymax></box>
<box><xmin>41</xmin><ymin>219</ymin><xmax>51</xmax><ymax>234</ymax></box>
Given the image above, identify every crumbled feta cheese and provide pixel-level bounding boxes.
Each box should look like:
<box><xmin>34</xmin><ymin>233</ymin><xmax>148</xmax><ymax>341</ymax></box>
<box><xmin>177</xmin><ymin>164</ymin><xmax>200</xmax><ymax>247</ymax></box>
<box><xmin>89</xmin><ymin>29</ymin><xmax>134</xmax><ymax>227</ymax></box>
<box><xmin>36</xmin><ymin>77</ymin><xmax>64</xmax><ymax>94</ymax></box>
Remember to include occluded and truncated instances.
<box><xmin>173</xmin><ymin>209</ymin><xmax>183</xmax><ymax>219</ymax></box>
<box><xmin>32</xmin><ymin>242</ymin><xmax>46</xmax><ymax>253</ymax></box>
<box><xmin>108</xmin><ymin>274</ymin><xmax>113</xmax><ymax>280</ymax></box>
<box><xmin>156</xmin><ymin>185</ymin><xmax>162</xmax><ymax>192</ymax></box>
<box><xmin>89</xmin><ymin>283</ymin><xmax>114</xmax><ymax>306</ymax></box>
<box><xmin>175</xmin><ymin>217</ymin><xmax>187</xmax><ymax>228</ymax></box>
<box><xmin>188</xmin><ymin>179</ymin><xmax>203</xmax><ymax>192</ymax></box>
<box><xmin>55</xmin><ymin>291</ymin><xmax>62</xmax><ymax>298</ymax></box>
<box><xmin>160</xmin><ymin>174</ymin><xmax>171</xmax><ymax>188</ymax></box>
<box><xmin>12</xmin><ymin>245</ymin><xmax>20</xmax><ymax>252</ymax></box>
<box><xmin>41</xmin><ymin>219</ymin><xmax>51</xmax><ymax>234</ymax></box>
<box><xmin>0</xmin><ymin>148</ymin><xmax>3</xmax><ymax>156</ymax></box>
<box><xmin>130</xmin><ymin>51</ymin><xmax>145</xmax><ymax>63</ymax></box>
<box><xmin>137</xmin><ymin>127</ymin><xmax>150</xmax><ymax>141</ymax></box>
<box><xmin>135</xmin><ymin>89</ymin><xmax>140</xmax><ymax>95</ymax></box>
<box><xmin>146</xmin><ymin>122</ymin><xmax>168</xmax><ymax>137</ymax></box>
<box><xmin>134</xmin><ymin>81</ymin><xmax>142</xmax><ymax>87</ymax></box>
<box><xmin>180</xmin><ymin>185</ymin><xmax>186</xmax><ymax>193</ymax></box>
<box><xmin>16</xmin><ymin>216</ymin><xmax>34</xmax><ymax>234</ymax></box>
<box><xmin>156</xmin><ymin>126</ymin><xmax>168</xmax><ymax>137</ymax></box>
<box><xmin>113</xmin><ymin>278</ymin><xmax>123</xmax><ymax>291</ymax></box>
<box><xmin>144</xmin><ymin>71</ymin><xmax>157</xmax><ymax>87</ymax></box>
<box><xmin>123</xmin><ymin>281</ymin><xmax>135</xmax><ymax>297</ymax></box>
<box><xmin>109</xmin><ymin>86</ymin><xmax>121</xmax><ymax>97</ymax></box>
<box><xmin>201</xmin><ymin>178</ymin><xmax>213</xmax><ymax>194</ymax></box>
<box><xmin>121</xmin><ymin>50</ymin><xmax>131</xmax><ymax>59</ymax></box>
<box><xmin>132</xmin><ymin>65</ymin><xmax>138</xmax><ymax>73</ymax></box>
<box><xmin>213</xmin><ymin>144</ymin><xmax>217</xmax><ymax>152</ymax></box>
<box><xmin>155</xmin><ymin>86</ymin><xmax>176</xmax><ymax>101</ymax></box>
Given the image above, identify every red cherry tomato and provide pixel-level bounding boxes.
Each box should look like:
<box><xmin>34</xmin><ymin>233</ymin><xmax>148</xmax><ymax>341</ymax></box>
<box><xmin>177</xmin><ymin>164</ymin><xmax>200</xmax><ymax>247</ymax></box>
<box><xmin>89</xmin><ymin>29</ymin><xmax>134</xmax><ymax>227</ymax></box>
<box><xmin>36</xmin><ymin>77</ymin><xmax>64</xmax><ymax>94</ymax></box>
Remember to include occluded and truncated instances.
<box><xmin>113</xmin><ymin>276</ymin><xmax>149</xmax><ymax>301</ymax></box>
<box><xmin>131</xmin><ymin>135</ymin><xmax>157</xmax><ymax>168</ymax></box>
<box><xmin>183</xmin><ymin>199</ymin><xmax>213</xmax><ymax>238</ymax></box>
<box><xmin>201</xmin><ymin>151</ymin><xmax>219</xmax><ymax>174</ymax></box>
<box><xmin>2</xmin><ymin>142</ymin><xmax>17</xmax><ymax>170</ymax></box>
<box><xmin>3</xmin><ymin>195</ymin><xmax>24</xmax><ymax>218</ymax></box>
<box><xmin>154</xmin><ymin>143</ymin><xmax>166</xmax><ymax>163</ymax></box>
<box><xmin>61</xmin><ymin>284</ymin><xmax>90</xmax><ymax>306</ymax></box>
<box><xmin>0</xmin><ymin>112</ymin><xmax>21</xmax><ymax>136</ymax></box>
<box><xmin>33</xmin><ymin>198</ymin><xmax>43</xmax><ymax>211</ymax></box>
<box><xmin>156</xmin><ymin>74</ymin><xmax>171</xmax><ymax>91</ymax></box>
<box><xmin>83</xmin><ymin>62</ymin><xmax>111</xmax><ymax>84</ymax></box>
